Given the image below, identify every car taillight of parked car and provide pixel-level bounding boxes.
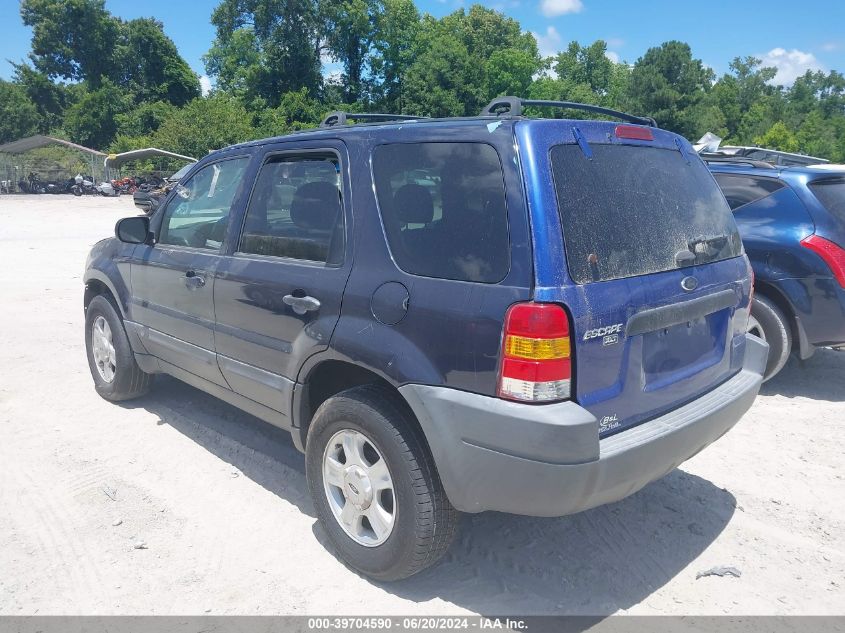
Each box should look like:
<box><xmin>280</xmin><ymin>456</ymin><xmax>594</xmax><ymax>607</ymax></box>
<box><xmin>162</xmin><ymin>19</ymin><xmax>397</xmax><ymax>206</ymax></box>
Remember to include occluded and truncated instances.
<box><xmin>498</xmin><ymin>302</ymin><xmax>572</xmax><ymax>403</ymax></box>
<box><xmin>801</xmin><ymin>234</ymin><xmax>845</xmax><ymax>288</ymax></box>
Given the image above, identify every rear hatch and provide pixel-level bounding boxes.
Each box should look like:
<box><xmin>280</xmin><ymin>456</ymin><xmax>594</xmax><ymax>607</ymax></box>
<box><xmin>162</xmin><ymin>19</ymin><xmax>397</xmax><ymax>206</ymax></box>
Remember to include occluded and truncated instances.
<box><xmin>516</xmin><ymin>120</ymin><xmax>751</xmax><ymax>436</ymax></box>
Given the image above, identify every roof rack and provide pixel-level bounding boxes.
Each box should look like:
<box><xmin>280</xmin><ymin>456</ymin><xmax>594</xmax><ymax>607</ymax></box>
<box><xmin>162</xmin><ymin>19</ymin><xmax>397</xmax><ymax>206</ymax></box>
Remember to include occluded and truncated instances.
<box><xmin>700</xmin><ymin>155</ymin><xmax>776</xmax><ymax>169</ymax></box>
<box><xmin>320</xmin><ymin>111</ymin><xmax>427</xmax><ymax>128</ymax></box>
<box><xmin>480</xmin><ymin>96</ymin><xmax>657</xmax><ymax>127</ymax></box>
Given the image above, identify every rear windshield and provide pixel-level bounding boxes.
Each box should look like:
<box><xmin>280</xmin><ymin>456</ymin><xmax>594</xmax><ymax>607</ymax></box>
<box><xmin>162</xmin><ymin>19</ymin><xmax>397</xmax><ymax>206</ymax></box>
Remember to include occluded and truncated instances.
<box><xmin>809</xmin><ymin>178</ymin><xmax>845</xmax><ymax>221</ymax></box>
<box><xmin>550</xmin><ymin>144</ymin><xmax>743</xmax><ymax>284</ymax></box>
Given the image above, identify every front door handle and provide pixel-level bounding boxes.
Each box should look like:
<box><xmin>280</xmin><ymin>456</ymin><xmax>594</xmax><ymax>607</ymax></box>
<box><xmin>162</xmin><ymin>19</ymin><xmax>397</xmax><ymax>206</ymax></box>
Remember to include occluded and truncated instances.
<box><xmin>283</xmin><ymin>294</ymin><xmax>320</xmax><ymax>315</ymax></box>
<box><xmin>184</xmin><ymin>270</ymin><xmax>206</xmax><ymax>289</ymax></box>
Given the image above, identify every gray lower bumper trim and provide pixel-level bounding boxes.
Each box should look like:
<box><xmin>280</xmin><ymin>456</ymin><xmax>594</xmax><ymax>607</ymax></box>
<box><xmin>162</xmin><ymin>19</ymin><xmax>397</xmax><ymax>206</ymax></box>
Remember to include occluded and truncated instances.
<box><xmin>400</xmin><ymin>334</ymin><xmax>767</xmax><ymax>517</ymax></box>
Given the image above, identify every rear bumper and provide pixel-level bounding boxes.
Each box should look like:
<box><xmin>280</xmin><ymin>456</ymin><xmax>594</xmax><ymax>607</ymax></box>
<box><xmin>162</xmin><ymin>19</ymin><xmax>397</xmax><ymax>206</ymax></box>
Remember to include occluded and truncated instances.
<box><xmin>399</xmin><ymin>334</ymin><xmax>767</xmax><ymax>517</ymax></box>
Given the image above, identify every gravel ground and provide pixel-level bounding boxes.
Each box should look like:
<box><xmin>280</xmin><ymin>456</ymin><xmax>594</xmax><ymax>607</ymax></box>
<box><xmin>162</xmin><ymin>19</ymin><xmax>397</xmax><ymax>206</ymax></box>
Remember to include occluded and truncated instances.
<box><xmin>0</xmin><ymin>195</ymin><xmax>843</xmax><ymax>616</ymax></box>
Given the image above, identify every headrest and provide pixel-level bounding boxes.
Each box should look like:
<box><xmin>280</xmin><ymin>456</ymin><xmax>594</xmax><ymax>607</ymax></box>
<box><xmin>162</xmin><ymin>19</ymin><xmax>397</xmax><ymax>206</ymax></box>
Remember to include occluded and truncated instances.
<box><xmin>290</xmin><ymin>181</ymin><xmax>341</xmax><ymax>230</ymax></box>
<box><xmin>394</xmin><ymin>184</ymin><xmax>434</xmax><ymax>225</ymax></box>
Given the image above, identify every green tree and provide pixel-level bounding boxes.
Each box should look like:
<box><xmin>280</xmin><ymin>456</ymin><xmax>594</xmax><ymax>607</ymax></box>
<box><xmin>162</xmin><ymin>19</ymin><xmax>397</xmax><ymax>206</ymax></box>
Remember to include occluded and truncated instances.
<box><xmin>402</xmin><ymin>6</ymin><xmax>538</xmax><ymax>117</ymax></box>
<box><xmin>486</xmin><ymin>48</ymin><xmax>538</xmax><ymax>98</ymax></box>
<box><xmin>402</xmin><ymin>17</ymin><xmax>481</xmax><ymax>117</ymax></box>
<box><xmin>117</xmin><ymin>18</ymin><xmax>200</xmax><ymax>106</ymax></box>
<box><xmin>11</xmin><ymin>63</ymin><xmax>71</xmax><ymax>133</ymax></box>
<box><xmin>627</xmin><ymin>41</ymin><xmax>714</xmax><ymax>138</ymax></box>
<box><xmin>205</xmin><ymin>0</ymin><xmax>323</xmax><ymax>107</ymax></box>
<box><xmin>20</xmin><ymin>0</ymin><xmax>120</xmax><ymax>87</ymax></box>
<box><xmin>321</xmin><ymin>0</ymin><xmax>381</xmax><ymax>104</ymax></box>
<box><xmin>115</xmin><ymin>100</ymin><xmax>178</xmax><ymax>138</ymax></box>
<box><xmin>151</xmin><ymin>95</ymin><xmax>256</xmax><ymax>157</ymax></box>
<box><xmin>0</xmin><ymin>80</ymin><xmax>42</xmax><ymax>142</ymax></box>
<box><xmin>370</xmin><ymin>0</ymin><xmax>420</xmax><ymax>111</ymax></box>
<box><xmin>796</xmin><ymin>110</ymin><xmax>838</xmax><ymax>160</ymax></box>
<box><xmin>554</xmin><ymin>40</ymin><xmax>614</xmax><ymax>96</ymax></box>
<box><xmin>254</xmin><ymin>88</ymin><xmax>323</xmax><ymax>136</ymax></box>
<box><xmin>755</xmin><ymin>121</ymin><xmax>800</xmax><ymax>152</ymax></box>
<box><xmin>62</xmin><ymin>79</ymin><xmax>127</xmax><ymax>148</ymax></box>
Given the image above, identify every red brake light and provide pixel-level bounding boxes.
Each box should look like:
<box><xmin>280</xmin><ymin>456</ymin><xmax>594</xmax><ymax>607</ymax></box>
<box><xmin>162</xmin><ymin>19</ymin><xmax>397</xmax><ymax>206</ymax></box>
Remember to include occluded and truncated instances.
<box><xmin>498</xmin><ymin>303</ymin><xmax>572</xmax><ymax>403</ymax></box>
<box><xmin>801</xmin><ymin>234</ymin><xmax>845</xmax><ymax>288</ymax></box>
<box><xmin>615</xmin><ymin>125</ymin><xmax>653</xmax><ymax>141</ymax></box>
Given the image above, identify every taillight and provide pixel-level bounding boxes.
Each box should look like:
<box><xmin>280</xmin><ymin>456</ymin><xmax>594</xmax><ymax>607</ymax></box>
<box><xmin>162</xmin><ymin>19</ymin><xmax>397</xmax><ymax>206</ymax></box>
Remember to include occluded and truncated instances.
<box><xmin>801</xmin><ymin>234</ymin><xmax>845</xmax><ymax>288</ymax></box>
<box><xmin>615</xmin><ymin>125</ymin><xmax>653</xmax><ymax>141</ymax></box>
<box><xmin>498</xmin><ymin>302</ymin><xmax>572</xmax><ymax>403</ymax></box>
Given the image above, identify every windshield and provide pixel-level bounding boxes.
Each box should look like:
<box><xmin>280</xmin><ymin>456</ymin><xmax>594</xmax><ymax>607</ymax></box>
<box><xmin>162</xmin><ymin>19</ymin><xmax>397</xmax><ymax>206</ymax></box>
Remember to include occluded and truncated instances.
<box><xmin>810</xmin><ymin>178</ymin><xmax>845</xmax><ymax>222</ymax></box>
<box><xmin>550</xmin><ymin>144</ymin><xmax>743</xmax><ymax>284</ymax></box>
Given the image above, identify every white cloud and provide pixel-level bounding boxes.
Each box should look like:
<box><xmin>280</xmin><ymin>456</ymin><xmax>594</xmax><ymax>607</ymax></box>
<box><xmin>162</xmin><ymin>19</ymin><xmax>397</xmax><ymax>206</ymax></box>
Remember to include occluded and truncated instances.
<box><xmin>540</xmin><ymin>0</ymin><xmax>583</xmax><ymax>17</ymax></box>
<box><xmin>605</xmin><ymin>51</ymin><xmax>620</xmax><ymax>64</ymax></box>
<box><xmin>532</xmin><ymin>25</ymin><xmax>563</xmax><ymax>58</ymax></box>
<box><xmin>822</xmin><ymin>42</ymin><xmax>840</xmax><ymax>52</ymax></box>
<box><xmin>605</xmin><ymin>37</ymin><xmax>624</xmax><ymax>48</ymax></box>
<box><xmin>199</xmin><ymin>75</ymin><xmax>212</xmax><ymax>96</ymax></box>
<box><xmin>759</xmin><ymin>47</ymin><xmax>824</xmax><ymax>85</ymax></box>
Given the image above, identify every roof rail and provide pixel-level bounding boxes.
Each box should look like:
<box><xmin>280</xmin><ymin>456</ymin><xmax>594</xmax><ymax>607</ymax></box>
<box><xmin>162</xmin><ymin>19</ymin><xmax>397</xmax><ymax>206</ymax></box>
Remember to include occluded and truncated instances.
<box><xmin>320</xmin><ymin>111</ymin><xmax>427</xmax><ymax>128</ymax></box>
<box><xmin>480</xmin><ymin>96</ymin><xmax>657</xmax><ymax>127</ymax></box>
<box><xmin>701</xmin><ymin>155</ymin><xmax>776</xmax><ymax>169</ymax></box>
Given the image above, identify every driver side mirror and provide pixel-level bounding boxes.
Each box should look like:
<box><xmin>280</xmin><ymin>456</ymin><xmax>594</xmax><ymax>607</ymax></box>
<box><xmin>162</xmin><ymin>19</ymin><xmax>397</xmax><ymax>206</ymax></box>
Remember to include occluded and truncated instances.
<box><xmin>115</xmin><ymin>216</ymin><xmax>152</xmax><ymax>244</ymax></box>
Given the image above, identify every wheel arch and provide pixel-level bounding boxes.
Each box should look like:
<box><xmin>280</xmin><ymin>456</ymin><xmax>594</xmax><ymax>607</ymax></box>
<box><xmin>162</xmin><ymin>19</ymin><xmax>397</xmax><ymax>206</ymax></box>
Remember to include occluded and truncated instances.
<box><xmin>752</xmin><ymin>279</ymin><xmax>812</xmax><ymax>359</ymax></box>
<box><xmin>292</xmin><ymin>359</ymin><xmax>426</xmax><ymax>456</ymax></box>
<box><xmin>84</xmin><ymin>274</ymin><xmax>123</xmax><ymax>317</ymax></box>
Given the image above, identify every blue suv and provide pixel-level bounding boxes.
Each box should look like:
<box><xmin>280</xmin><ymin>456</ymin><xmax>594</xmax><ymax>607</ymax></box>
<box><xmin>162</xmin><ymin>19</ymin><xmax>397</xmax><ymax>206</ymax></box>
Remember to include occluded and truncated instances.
<box><xmin>708</xmin><ymin>158</ymin><xmax>845</xmax><ymax>380</ymax></box>
<box><xmin>83</xmin><ymin>97</ymin><xmax>766</xmax><ymax>580</ymax></box>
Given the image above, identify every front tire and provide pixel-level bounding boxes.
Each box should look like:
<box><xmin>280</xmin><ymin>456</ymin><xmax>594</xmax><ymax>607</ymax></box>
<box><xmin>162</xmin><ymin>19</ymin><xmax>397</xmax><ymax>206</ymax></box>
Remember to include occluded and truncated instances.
<box><xmin>748</xmin><ymin>294</ymin><xmax>792</xmax><ymax>381</ymax></box>
<box><xmin>85</xmin><ymin>295</ymin><xmax>153</xmax><ymax>401</ymax></box>
<box><xmin>306</xmin><ymin>386</ymin><xmax>460</xmax><ymax>581</ymax></box>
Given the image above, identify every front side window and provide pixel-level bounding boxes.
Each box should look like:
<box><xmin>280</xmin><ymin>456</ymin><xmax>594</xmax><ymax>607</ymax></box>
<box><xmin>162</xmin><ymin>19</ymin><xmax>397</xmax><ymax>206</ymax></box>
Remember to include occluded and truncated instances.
<box><xmin>239</xmin><ymin>154</ymin><xmax>343</xmax><ymax>264</ymax></box>
<box><xmin>158</xmin><ymin>157</ymin><xmax>249</xmax><ymax>249</ymax></box>
<box><xmin>372</xmin><ymin>142</ymin><xmax>510</xmax><ymax>283</ymax></box>
<box><xmin>712</xmin><ymin>173</ymin><xmax>785</xmax><ymax>211</ymax></box>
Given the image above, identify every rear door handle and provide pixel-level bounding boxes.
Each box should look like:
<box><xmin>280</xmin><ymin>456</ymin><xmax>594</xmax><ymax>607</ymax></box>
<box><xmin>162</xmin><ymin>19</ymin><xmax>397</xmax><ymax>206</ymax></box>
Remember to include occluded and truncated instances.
<box><xmin>184</xmin><ymin>270</ymin><xmax>206</xmax><ymax>289</ymax></box>
<box><xmin>283</xmin><ymin>294</ymin><xmax>320</xmax><ymax>315</ymax></box>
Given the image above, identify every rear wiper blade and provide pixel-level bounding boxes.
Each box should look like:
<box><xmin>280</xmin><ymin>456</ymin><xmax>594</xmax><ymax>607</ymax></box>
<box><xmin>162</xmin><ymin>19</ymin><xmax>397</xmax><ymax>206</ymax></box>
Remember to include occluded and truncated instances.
<box><xmin>688</xmin><ymin>234</ymin><xmax>728</xmax><ymax>258</ymax></box>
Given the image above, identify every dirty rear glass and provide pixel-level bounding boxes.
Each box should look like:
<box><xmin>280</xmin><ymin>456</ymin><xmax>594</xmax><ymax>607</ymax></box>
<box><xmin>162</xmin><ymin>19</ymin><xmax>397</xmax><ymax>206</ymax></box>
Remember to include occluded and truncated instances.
<box><xmin>550</xmin><ymin>144</ymin><xmax>743</xmax><ymax>284</ymax></box>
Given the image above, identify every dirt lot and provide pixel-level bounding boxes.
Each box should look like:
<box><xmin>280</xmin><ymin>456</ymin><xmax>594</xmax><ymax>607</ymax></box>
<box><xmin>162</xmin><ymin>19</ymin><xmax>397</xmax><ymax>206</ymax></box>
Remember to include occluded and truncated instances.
<box><xmin>0</xmin><ymin>195</ymin><xmax>843</xmax><ymax>616</ymax></box>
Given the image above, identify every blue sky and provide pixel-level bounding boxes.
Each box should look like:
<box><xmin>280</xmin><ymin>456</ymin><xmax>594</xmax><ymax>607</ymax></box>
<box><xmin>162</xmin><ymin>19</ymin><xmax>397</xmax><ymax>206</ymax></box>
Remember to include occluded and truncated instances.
<box><xmin>1</xmin><ymin>0</ymin><xmax>844</xmax><ymax>87</ymax></box>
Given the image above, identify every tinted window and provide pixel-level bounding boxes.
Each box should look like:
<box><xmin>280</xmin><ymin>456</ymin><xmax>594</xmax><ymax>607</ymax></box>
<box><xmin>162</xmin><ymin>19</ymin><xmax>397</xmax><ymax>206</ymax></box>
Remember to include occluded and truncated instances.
<box><xmin>810</xmin><ymin>178</ymin><xmax>845</xmax><ymax>222</ymax></box>
<box><xmin>713</xmin><ymin>174</ymin><xmax>785</xmax><ymax>210</ymax></box>
<box><xmin>239</xmin><ymin>154</ymin><xmax>343</xmax><ymax>264</ymax></box>
<box><xmin>372</xmin><ymin>142</ymin><xmax>509</xmax><ymax>283</ymax></box>
<box><xmin>551</xmin><ymin>144</ymin><xmax>743</xmax><ymax>284</ymax></box>
<box><xmin>158</xmin><ymin>157</ymin><xmax>248</xmax><ymax>249</ymax></box>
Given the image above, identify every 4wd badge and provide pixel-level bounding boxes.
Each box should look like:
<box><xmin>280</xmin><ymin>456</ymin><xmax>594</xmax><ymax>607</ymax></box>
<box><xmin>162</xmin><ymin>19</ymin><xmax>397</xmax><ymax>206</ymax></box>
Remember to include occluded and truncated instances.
<box><xmin>602</xmin><ymin>333</ymin><xmax>620</xmax><ymax>346</ymax></box>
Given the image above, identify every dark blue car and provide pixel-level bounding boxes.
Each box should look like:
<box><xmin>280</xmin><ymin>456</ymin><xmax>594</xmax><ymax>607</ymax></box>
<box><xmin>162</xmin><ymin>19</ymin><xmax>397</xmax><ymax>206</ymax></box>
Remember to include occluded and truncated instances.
<box><xmin>708</xmin><ymin>159</ymin><xmax>845</xmax><ymax>380</ymax></box>
<box><xmin>84</xmin><ymin>98</ymin><xmax>766</xmax><ymax>580</ymax></box>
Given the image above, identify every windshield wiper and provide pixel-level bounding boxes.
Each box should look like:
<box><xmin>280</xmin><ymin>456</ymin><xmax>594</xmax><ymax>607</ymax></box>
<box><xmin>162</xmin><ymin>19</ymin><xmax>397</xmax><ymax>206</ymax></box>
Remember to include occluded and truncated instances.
<box><xmin>688</xmin><ymin>235</ymin><xmax>729</xmax><ymax>259</ymax></box>
<box><xmin>675</xmin><ymin>235</ymin><xmax>730</xmax><ymax>268</ymax></box>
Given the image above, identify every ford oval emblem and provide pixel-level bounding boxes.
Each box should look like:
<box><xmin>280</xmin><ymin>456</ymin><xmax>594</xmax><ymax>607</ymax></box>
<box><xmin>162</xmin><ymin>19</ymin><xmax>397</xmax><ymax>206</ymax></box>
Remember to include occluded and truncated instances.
<box><xmin>681</xmin><ymin>276</ymin><xmax>698</xmax><ymax>292</ymax></box>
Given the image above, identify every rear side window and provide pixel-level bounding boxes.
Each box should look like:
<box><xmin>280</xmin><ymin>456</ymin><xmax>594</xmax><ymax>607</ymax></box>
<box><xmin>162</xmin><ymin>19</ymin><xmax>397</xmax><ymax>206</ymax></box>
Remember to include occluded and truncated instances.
<box><xmin>372</xmin><ymin>142</ymin><xmax>510</xmax><ymax>283</ymax></box>
<box><xmin>239</xmin><ymin>154</ymin><xmax>343</xmax><ymax>264</ymax></box>
<box><xmin>551</xmin><ymin>144</ymin><xmax>743</xmax><ymax>284</ymax></box>
<box><xmin>712</xmin><ymin>173</ymin><xmax>785</xmax><ymax>210</ymax></box>
<box><xmin>809</xmin><ymin>178</ymin><xmax>845</xmax><ymax>222</ymax></box>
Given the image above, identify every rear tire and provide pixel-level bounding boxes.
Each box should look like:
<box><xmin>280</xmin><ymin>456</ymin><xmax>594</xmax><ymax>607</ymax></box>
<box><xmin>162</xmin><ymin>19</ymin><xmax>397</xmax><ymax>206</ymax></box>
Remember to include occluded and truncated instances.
<box><xmin>748</xmin><ymin>294</ymin><xmax>792</xmax><ymax>381</ymax></box>
<box><xmin>305</xmin><ymin>385</ymin><xmax>460</xmax><ymax>581</ymax></box>
<box><xmin>85</xmin><ymin>295</ymin><xmax>153</xmax><ymax>401</ymax></box>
